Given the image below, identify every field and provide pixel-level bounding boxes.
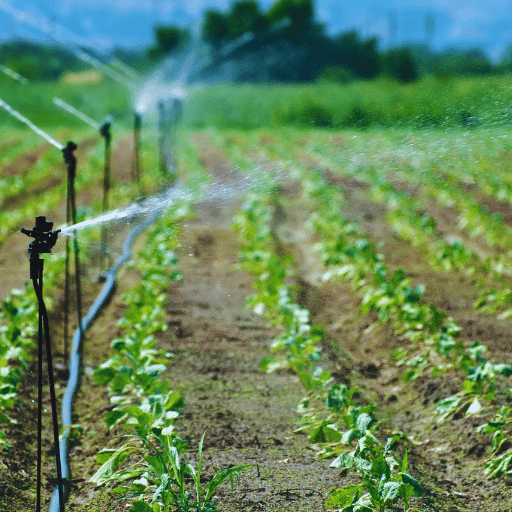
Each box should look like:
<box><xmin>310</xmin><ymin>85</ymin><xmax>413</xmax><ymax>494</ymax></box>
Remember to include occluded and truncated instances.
<box><xmin>1</xmin><ymin>76</ymin><xmax>512</xmax><ymax>512</ymax></box>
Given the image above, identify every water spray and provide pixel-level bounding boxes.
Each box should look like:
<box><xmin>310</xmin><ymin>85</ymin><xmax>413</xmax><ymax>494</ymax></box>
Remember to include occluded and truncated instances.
<box><xmin>20</xmin><ymin>216</ymin><xmax>64</xmax><ymax>512</ymax></box>
<box><xmin>0</xmin><ymin>64</ymin><xmax>29</xmax><ymax>84</ymax></box>
<box><xmin>73</xmin><ymin>48</ymin><xmax>137</xmax><ymax>90</ymax></box>
<box><xmin>0</xmin><ymin>97</ymin><xmax>64</xmax><ymax>150</ymax></box>
<box><xmin>53</xmin><ymin>97</ymin><xmax>100</xmax><ymax>131</ymax></box>
<box><xmin>110</xmin><ymin>57</ymin><xmax>141</xmax><ymax>82</ymax></box>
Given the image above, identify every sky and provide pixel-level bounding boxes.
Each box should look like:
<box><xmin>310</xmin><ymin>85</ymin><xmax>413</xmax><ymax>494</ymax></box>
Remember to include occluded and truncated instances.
<box><xmin>1</xmin><ymin>0</ymin><xmax>512</xmax><ymax>61</ymax></box>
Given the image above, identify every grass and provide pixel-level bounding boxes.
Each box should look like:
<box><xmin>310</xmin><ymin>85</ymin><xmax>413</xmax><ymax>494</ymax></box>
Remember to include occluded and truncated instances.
<box><xmin>4</xmin><ymin>72</ymin><xmax>512</xmax><ymax>134</ymax></box>
<box><xmin>184</xmin><ymin>74</ymin><xmax>512</xmax><ymax>130</ymax></box>
<box><xmin>0</xmin><ymin>74</ymin><xmax>132</xmax><ymax>130</ymax></box>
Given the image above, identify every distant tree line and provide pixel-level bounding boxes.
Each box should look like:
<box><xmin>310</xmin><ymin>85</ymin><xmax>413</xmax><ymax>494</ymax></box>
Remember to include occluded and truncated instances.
<box><xmin>2</xmin><ymin>0</ymin><xmax>512</xmax><ymax>83</ymax></box>
<box><xmin>0</xmin><ymin>39</ymin><xmax>85</xmax><ymax>80</ymax></box>
<box><xmin>195</xmin><ymin>0</ymin><xmax>505</xmax><ymax>84</ymax></box>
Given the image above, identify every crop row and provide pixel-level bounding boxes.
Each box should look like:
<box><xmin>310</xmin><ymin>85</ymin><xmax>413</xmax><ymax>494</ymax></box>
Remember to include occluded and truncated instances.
<box><xmin>205</xmin><ymin>128</ymin><xmax>512</xmax><ymax>483</ymax></box>
<box><xmin>88</xmin><ymin>170</ymin><xmax>253</xmax><ymax>511</ymax></box>
<box><xmin>231</xmin><ymin>173</ymin><xmax>425</xmax><ymax>511</ymax></box>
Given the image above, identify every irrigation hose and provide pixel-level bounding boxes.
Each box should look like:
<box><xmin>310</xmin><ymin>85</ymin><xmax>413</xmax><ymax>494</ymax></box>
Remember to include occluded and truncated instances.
<box><xmin>48</xmin><ymin>194</ymin><xmax>171</xmax><ymax>512</ymax></box>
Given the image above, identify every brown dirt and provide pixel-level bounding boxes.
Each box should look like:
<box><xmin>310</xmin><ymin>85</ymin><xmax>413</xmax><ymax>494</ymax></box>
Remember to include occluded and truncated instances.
<box><xmin>1</xmin><ymin>130</ymin><xmax>512</xmax><ymax>512</ymax></box>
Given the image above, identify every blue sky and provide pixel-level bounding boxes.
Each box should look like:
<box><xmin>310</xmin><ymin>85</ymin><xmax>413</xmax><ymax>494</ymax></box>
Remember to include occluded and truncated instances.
<box><xmin>1</xmin><ymin>0</ymin><xmax>511</xmax><ymax>60</ymax></box>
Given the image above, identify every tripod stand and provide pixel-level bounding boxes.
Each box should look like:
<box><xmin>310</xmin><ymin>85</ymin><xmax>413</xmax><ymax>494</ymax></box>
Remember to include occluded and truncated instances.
<box><xmin>21</xmin><ymin>216</ymin><xmax>64</xmax><ymax>512</ymax></box>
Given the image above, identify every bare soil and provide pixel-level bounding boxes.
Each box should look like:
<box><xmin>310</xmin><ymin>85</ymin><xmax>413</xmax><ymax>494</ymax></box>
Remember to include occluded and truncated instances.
<box><xmin>0</xmin><ymin>130</ymin><xmax>511</xmax><ymax>512</ymax></box>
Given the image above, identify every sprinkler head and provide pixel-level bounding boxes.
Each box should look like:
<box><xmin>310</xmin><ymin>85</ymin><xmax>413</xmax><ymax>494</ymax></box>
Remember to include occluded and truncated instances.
<box><xmin>134</xmin><ymin>111</ymin><xmax>142</xmax><ymax>131</ymax></box>
<box><xmin>62</xmin><ymin>141</ymin><xmax>78</xmax><ymax>165</ymax></box>
<box><xmin>21</xmin><ymin>216</ymin><xmax>61</xmax><ymax>255</ymax></box>
<box><xmin>100</xmin><ymin>119</ymin><xmax>111</xmax><ymax>141</ymax></box>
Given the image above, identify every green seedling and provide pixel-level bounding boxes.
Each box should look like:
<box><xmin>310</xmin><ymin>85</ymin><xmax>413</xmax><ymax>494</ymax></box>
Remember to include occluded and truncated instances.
<box><xmin>328</xmin><ymin>436</ymin><xmax>424</xmax><ymax>512</ymax></box>
<box><xmin>91</xmin><ymin>432</ymin><xmax>255</xmax><ymax>512</ymax></box>
<box><xmin>477</xmin><ymin>392</ymin><xmax>512</xmax><ymax>479</ymax></box>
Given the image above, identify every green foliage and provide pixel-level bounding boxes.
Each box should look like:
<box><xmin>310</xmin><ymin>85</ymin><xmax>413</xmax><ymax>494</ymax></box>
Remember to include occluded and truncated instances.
<box><xmin>0</xmin><ymin>254</ymin><xmax>65</xmax><ymax>447</ymax></box>
<box><xmin>318</xmin><ymin>65</ymin><xmax>356</xmax><ymax>84</ymax></box>
<box><xmin>229</xmin><ymin>0</ymin><xmax>269</xmax><ymax>39</ymax></box>
<box><xmin>267</xmin><ymin>0</ymin><xmax>314</xmax><ymax>26</ymax></box>
<box><xmin>0</xmin><ymin>39</ymin><xmax>84</xmax><ymax>80</ymax></box>
<box><xmin>332</xmin><ymin>31</ymin><xmax>381</xmax><ymax>79</ymax></box>
<box><xmin>329</xmin><ymin>439</ymin><xmax>424</xmax><ymax>511</ymax></box>
<box><xmin>148</xmin><ymin>26</ymin><xmax>190</xmax><ymax>60</ymax></box>
<box><xmin>227</xmin><ymin>158</ymin><xmax>424</xmax><ymax>509</ymax></box>
<box><xmin>202</xmin><ymin>0</ymin><xmax>268</xmax><ymax>47</ymax></box>
<box><xmin>477</xmin><ymin>397</ymin><xmax>512</xmax><ymax>479</ymax></box>
<box><xmin>202</xmin><ymin>9</ymin><xmax>231</xmax><ymax>48</ymax></box>
<box><xmin>383</xmin><ymin>47</ymin><xmax>420</xmax><ymax>83</ymax></box>
<box><xmin>435</xmin><ymin>48</ymin><xmax>494</xmax><ymax>78</ymax></box>
<box><xmin>94</xmin><ymin>220</ymin><xmax>184</xmax><ymax>427</ymax></box>
<box><xmin>91</xmin><ymin>432</ymin><xmax>254</xmax><ymax>512</ymax></box>
<box><xmin>184</xmin><ymin>76</ymin><xmax>512</xmax><ymax>130</ymax></box>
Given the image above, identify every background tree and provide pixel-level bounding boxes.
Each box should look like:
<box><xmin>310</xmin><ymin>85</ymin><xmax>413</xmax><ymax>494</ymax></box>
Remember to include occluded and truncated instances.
<box><xmin>228</xmin><ymin>0</ymin><xmax>268</xmax><ymax>39</ymax></box>
<box><xmin>331</xmin><ymin>31</ymin><xmax>381</xmax><ymax>79</ymax></box>
<box><xmin>202</xmin><ymin>9</ymin><xmax>230</xmax><ymax>48</ymax></box>
<box><xmin>147</xmin><ymin>25</ymin><xmax>190</xmax><ymax>60</ymax></box>
<box><xmin>383</xmin><ymin>47</ymin><xmax>420</xmax><ymax>83</ymax></box>
<box><xmin>435</xmin><ymin>48</ymin><xmax>494</xmax><ymax>77</ymax></box>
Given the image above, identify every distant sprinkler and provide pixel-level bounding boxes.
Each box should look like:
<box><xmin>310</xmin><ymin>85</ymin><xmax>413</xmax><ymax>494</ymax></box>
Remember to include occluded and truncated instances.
<box><xmin>53</xmin><ymin>97</ymin><xmax>100</xmax><ymax>130</ymax></box>
<box><xmin>133</xmin><ymin>111</ymin><xmax>142</xmax><ymax>189</ymax></box>
<box><xmin>99</xmin><ymin>117</ymin><xmax>112</xmax><ymax>275</ymax></box>
<box><xmin>157</xmin><ymin>100</ymin><xmax>168</xmax><ymax>179</ymax></box>
<box><xmin>53</xmin><ymin>97</ymin><xmax>113</xmax><ymax>274</ymax></box>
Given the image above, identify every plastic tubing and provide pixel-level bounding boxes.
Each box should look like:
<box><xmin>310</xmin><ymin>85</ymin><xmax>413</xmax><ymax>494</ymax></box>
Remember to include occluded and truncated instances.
<box><xmin>48</xmin><ymin>208</ymin><xmax>162</xmax><ymax>512</ymax></box>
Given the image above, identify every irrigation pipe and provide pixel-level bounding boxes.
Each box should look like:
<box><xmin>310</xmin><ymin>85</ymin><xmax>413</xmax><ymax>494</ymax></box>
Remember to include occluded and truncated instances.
<box><xmin>48</xmin><ymin>186</ymin><xmax>177</xmax><ymax>512</ymax></box>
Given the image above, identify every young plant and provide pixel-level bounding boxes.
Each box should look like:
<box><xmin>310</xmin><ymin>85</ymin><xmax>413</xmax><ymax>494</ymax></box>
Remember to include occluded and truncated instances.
<box><xmin>477</xmin><ymin>392</ymin><xmax>512</xmax><ymax>479</ymax></box>
<box><xmin>91</xmin><ymin>432</ymin><xmax>255</xmax><ymax>512</ymax></box>
<box><xmin>328</xmin><ymin>434</ymin><xmax>424</xmax><ymax>512</ymax></box>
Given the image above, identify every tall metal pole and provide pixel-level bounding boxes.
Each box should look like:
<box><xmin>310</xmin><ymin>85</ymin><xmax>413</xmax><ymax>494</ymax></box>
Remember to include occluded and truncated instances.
<box><xmin>157</xmin><ymin>100</ymin><xmax>168</xmax><ymax>181</ymax></box>
<box><xmin>62</xmin><ymin>142</ymin><xmax>84</xmax><ymax>362</ymax></box>
<box><xmin>132</xmin><ymin>111</ymin><xmax>141</xmax><ymax>190</ymax></box>
<box><xmin>99</xmin><ymin>120</ymin><xmax>112</xmax><ymax>275</ymax></box>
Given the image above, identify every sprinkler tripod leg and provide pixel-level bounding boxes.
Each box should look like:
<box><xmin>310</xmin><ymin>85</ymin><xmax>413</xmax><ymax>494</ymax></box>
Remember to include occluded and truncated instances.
<box><xmin>33</xmin><ymin>262</ymin><xmax>65</xmax><ymax>512</ymax></box>
<box><xmin>22</xmin><ymin>217</ymin><xmax>64</xmax><ymax>511</ymax></box>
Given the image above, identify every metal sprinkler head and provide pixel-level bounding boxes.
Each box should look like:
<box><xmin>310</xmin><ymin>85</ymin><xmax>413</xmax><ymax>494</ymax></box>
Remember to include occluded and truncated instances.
<box><xmin>134</xmin><ymin>111</ymin><xmax>142</xmax><ymax>131</ymax></box>
<box><xmin>100</xmin><ymin>118</ymin><xmax>112</xmax><ymax>141</ymax></box>
<box><xmin>21</xmin><ymin>216</ymin><xmax>61</xmax><ymax>255</ymax></box>
<box><xmin>62</xmin><ymin>141</ymin><xmax>78</xmax><ymax>165</ymax></box>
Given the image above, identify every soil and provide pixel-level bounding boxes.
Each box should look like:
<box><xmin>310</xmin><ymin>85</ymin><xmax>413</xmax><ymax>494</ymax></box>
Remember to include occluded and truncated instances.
<box><xmin>0</xmin><ymin>129</ymin><xmax>511</xmax><ymax>512</ymax></box>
